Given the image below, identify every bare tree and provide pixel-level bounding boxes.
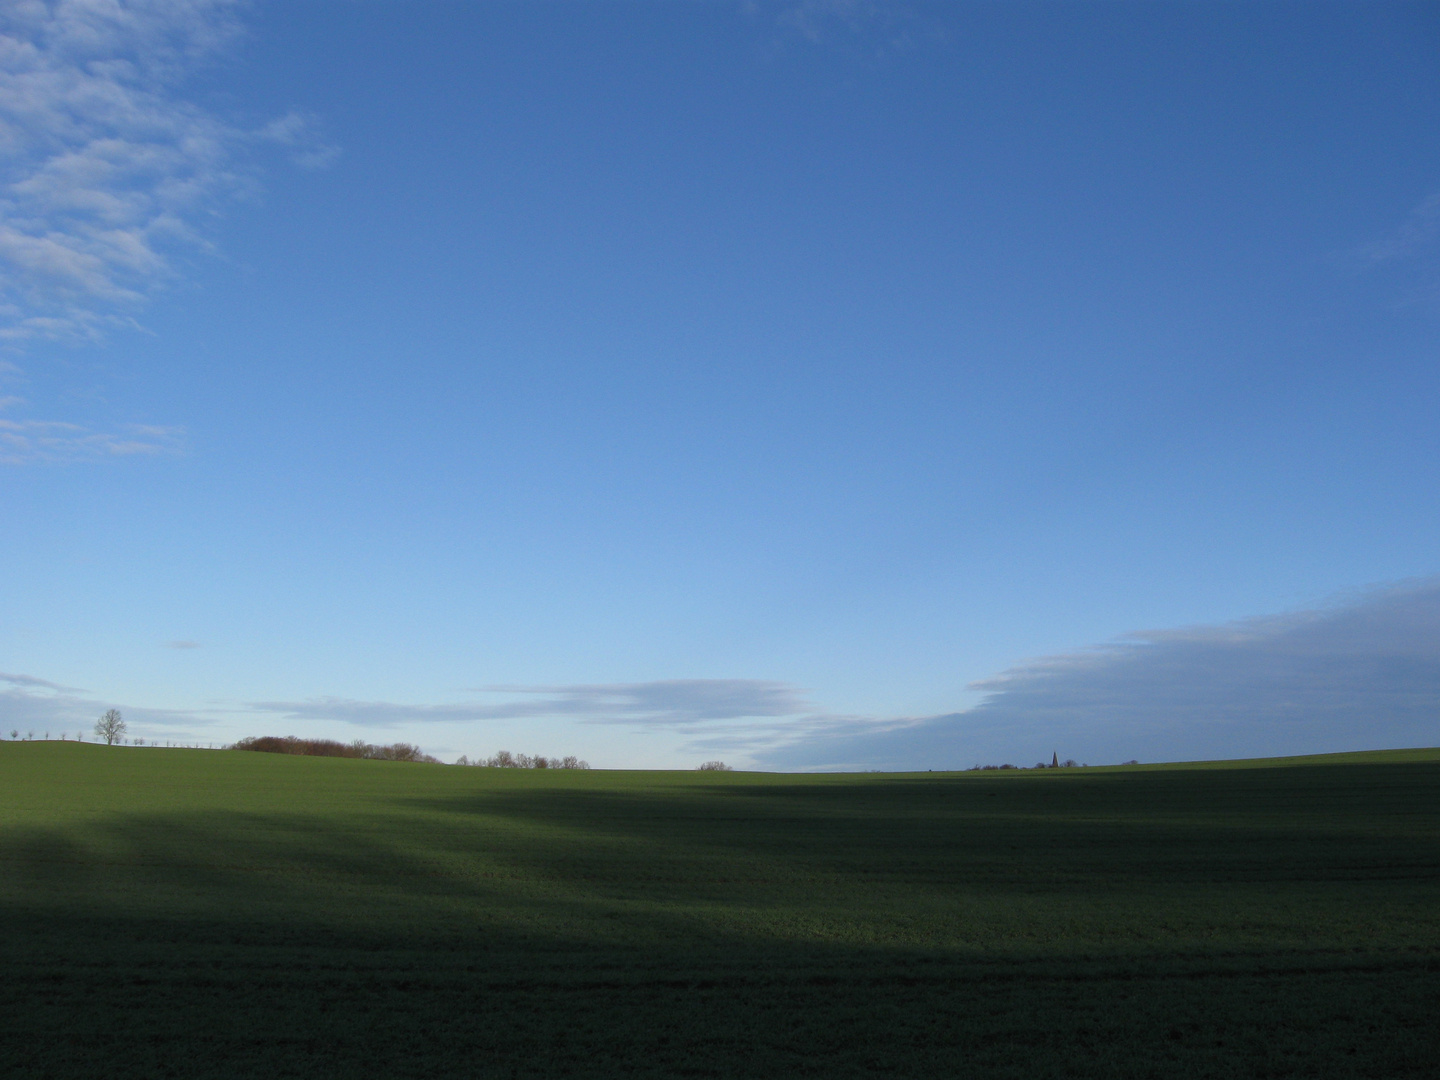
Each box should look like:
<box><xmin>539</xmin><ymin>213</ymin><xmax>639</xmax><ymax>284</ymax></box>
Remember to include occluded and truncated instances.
<box><xmin>697</xmin><ymin>761</ymin><xmax>732</xmax><ymax>771</ymax></box>
<box><xmin>95</xmin><ymin>709</ymin><xmax>126</xmax><ymax>746</ymax></box>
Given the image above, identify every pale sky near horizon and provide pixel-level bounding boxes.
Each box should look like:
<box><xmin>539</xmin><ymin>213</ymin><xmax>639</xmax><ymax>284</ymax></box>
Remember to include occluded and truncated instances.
<box><xmin>2</xmin><ymin>0</ymin><xmax>1438</xmax><ymax>768</ymax></box>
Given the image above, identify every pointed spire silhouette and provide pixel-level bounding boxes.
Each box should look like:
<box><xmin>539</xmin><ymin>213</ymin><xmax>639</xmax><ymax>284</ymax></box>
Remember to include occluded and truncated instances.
<box><xmin>1052</xmin><ymin>752</ymin><xmax>1059</xmax><ymax>768</ymax></box>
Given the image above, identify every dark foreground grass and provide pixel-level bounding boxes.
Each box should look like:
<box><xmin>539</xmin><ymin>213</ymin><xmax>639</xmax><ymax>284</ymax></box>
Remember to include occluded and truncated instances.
<box><xmin>2</xmin><ymin>745</ymin><xmax>1438</xmax><ymax>1078</ymax></box>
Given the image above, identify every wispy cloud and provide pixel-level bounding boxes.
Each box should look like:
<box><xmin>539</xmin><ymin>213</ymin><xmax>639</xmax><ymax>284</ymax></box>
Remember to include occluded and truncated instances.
<box><xmin>0</xmin><ymin>415</ymin><xmax>181</xmax><ymax>462</ymax></box>
<box><xmin>754</xmin><ymin>0</ymin><xmax>938</xmax><ymax>61</ymax></box>
<box><xmin>1354</xmin><ymin>190</ymin><xmax>1440</xmax><ymax>309</ymax></box>
<box><xmin>474</xmin><ymin>679</ymin><xmax>811</xmax><ymax>725</ymax></box>
<box><xmin>1363</xmin><ymin>191</ymin><xmax>1440</xmax><ymax>265</ymax></box>
<box><xmin>0</xmin><ymin>669</ymin><xmax>82</xmax><ymax>692</ymax></box>
<box><xmin>0</xmin><ymin>0</ymin><xmax>334</xmax><ymax>343</ymax></box>
<box><xmin>258</xmin><ymin>108</ymin><xmax>339</xmax><ymax>171</ymax></box>
<box><xmin>774</xmin><ymin>0</ymin><xmax>890</xmax><ymax>41</ymax></box>
<box><xmin>674</xmin><ymin>711</ymin><xmax>914</xmax><ymax>763</ymax></box>
<box><xmin>252</xmin><ymin>679</ymin><xmax>814</xmax><ymax>730</ymax></box>
<box><xmin>0</xmin><ymin>0</ymin><xmax>239</xmax><ymax>340</ymax></box>
<box><xmin>247</xmin><ymin>698</ymin><xmax>495</xmax><ymax>727</ymax></box>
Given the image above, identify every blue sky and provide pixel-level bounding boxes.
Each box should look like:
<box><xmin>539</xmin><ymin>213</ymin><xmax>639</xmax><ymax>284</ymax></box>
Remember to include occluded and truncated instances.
<box><xmin>2</xmin><ymin>0</ymin><xmax>1438</xmax><ymax>768</ymax></box>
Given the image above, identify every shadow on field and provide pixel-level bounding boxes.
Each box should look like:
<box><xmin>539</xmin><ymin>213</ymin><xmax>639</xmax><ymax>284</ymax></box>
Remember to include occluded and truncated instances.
<box><xmin>3</xmin><ymin>763</ymin><xmax>1440</xmax><ymax>951</ymax></box>
<box><xmin>403</xmin><ymin>762</ymin><xmax>1440</xmax><ymax>890</ymax></box>
<box><xmin>1</xmin><ymin>762</ymin><xmax>1438</xmax><ymax>1078</ymax></box>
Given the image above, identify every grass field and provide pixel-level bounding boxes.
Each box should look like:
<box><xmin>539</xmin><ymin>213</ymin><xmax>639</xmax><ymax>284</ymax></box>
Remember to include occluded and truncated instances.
<box><xmin>3</xmin><ymin>743</ymin><xmax>1439</xmax><ymax>1078</ymax></box>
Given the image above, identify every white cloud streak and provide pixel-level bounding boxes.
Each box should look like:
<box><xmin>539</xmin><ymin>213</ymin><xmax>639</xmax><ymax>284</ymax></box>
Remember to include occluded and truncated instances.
<box><xmin>252</xmin><ymin>679</ymin><xmax>814</xmax><ymax>730</ymax></box>
<box><xmin>0</xmin><ymin>669</ymin><xmax>81</xmax><ymax>692</ymax></box>
<box><xmin>0</xmin><ymin>414</ymin><xmax>181</xmax><ymax>461</ymax></box>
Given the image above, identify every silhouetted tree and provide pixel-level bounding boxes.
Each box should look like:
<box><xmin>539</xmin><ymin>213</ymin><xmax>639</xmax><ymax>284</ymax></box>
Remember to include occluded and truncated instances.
<box><xmin>95</xmin><ymin>710</ymin><xmax>126</xmax><ymax>746</ymax></box>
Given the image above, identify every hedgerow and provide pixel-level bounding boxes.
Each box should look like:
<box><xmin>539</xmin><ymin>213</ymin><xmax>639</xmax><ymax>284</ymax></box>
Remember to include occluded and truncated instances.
<box><xmin>229</xmin><ymin>736</ymin><xmax>439</xmax><ymax>763</ymax></box>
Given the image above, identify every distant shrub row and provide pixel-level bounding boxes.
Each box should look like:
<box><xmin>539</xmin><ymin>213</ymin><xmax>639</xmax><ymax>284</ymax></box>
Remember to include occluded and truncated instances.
<box><xmin>455</xmin><ymin>751</ymin><xmax>590</xmax><ymax>769</ymax></box>
<box><xmin>230</xmin><ymin>736</ymin><xmax>440</xmax><ymax>763</ymax></box>
<box><xmin>969</xmin><ymin>761</ymin><xmax>1081</xmax><ymax>771</ymax></box>
<box><xmin>967</xmin><ymin>759</ymin><xmax>1140</xmax><ymax>771</ymax></box>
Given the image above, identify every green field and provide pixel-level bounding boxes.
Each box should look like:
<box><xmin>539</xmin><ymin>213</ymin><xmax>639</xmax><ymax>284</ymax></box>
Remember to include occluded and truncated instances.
<box><xmin>3</xmin><ymin>744</ymin><xmax>1439</xmax><ymax>1078</ymax></box>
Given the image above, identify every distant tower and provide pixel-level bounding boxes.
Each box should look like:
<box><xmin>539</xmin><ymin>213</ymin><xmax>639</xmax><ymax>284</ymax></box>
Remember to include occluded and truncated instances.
<box><xmin>1051</xmin><ymin>752</ymin><xmax>1059</xmax><ymax>768</ymax></box>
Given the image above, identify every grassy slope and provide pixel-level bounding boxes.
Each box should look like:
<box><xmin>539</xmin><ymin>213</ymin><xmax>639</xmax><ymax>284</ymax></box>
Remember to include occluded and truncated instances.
<box><xmin>2</xmin><ymin>743</ymin><xmax>1439</xmax><ymax>1078</ymax></box>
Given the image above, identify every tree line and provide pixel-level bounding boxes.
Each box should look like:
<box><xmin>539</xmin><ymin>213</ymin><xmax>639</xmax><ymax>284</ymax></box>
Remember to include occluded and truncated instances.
<box><xmin>229</xmin><ymin>736</ymin><xmax>440</xmax><ymax>762</ymax></box>
<box><xmin>455</xmin><ymin>751</ymin><xmax>590</xmax><ymax>769</ymax></box>
<box><xmin>56</xmin><ymin>712</ymin><xmax>741</xmax><ymax>771</ymax></box>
